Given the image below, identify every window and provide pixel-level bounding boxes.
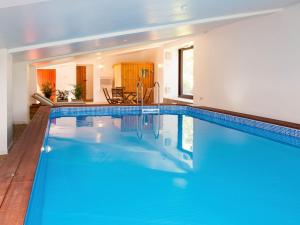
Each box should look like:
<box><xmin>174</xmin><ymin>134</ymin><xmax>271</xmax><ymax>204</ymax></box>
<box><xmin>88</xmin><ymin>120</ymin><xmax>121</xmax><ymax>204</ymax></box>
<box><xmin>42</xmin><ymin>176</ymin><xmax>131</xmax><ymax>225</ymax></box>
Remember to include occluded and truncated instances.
<box><xmin>178</xmin><ymin>115</ymin><xmax>193</xmax><ymax>153</ymax></box>
<box><xmin>178</xmin><ymin>46</ymin><xmax>194</xmax><ymax>99</ymax></box>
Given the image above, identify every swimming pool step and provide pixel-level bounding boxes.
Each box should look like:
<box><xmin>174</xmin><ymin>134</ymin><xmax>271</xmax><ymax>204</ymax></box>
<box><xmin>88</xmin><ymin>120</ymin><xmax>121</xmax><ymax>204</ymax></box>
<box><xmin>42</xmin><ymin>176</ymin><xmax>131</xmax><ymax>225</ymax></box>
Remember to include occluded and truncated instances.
<box><xmin>141</xmin><ymin>108</ymin><xmax>160</xmax><ymax>114</ymax></box>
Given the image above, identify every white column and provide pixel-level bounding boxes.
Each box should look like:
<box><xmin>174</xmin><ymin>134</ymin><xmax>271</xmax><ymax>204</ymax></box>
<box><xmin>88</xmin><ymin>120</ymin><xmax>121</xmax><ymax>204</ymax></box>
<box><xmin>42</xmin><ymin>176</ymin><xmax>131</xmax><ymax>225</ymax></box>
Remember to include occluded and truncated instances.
<box><xmin>12</xmin><ymin>62</ymin><xmax>30</xmax><ymax>124</ymax></box>
<box><xmin>0</xmin><ymin>49</ymin><xmax>13</xmax><ymax>155</ymax></box>
<box><xmin>28</xmin><ymin>64</ymin><xmax>38</xmax><ymax>105</ymax></box>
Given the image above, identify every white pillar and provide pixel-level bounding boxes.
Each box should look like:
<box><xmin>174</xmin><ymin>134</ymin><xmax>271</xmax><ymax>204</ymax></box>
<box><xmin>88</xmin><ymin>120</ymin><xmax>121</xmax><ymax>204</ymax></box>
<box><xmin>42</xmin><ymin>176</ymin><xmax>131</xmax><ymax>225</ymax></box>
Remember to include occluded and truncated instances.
<box><xmin>12</xmin><ymin>62</ymin><xmax>30</xmax><ymax>124</ymax></box>
<box><xmin>28</xmin><ymin>65</ymin><xmax>37</xmax><ymax>105</ymax></box>
<box><xmin>0</xmin><ymin>49</ymin><xmax>13</xmax><ymax>155</ymax></box>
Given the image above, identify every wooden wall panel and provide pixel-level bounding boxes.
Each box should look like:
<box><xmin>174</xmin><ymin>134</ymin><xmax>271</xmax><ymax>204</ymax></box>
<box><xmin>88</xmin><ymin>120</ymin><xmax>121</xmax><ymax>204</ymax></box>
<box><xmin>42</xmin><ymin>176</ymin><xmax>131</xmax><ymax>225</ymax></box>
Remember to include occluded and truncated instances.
<box><xmin>114</xmin><ymin>62</ymin><xmax>154</xmax><ymax>100</ymax></box>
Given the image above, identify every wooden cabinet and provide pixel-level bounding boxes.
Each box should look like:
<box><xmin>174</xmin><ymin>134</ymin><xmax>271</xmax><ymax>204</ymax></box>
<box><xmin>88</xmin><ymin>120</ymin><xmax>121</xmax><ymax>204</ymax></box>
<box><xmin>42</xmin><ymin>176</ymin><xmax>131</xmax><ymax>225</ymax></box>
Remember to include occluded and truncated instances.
<box><xmin>113</xmin><ymin>62</ymin><xmax>154</xmax><ymax>96</ymax></box>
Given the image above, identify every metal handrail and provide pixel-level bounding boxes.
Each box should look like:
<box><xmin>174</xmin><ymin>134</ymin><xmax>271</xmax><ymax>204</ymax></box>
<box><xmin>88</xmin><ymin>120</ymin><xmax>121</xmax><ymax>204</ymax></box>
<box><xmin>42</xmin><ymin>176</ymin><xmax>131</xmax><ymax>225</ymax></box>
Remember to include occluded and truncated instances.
<box><xmin>153</xmin><ymin>82</ymin><xmax>160</xmax><ymax>107</ymax></box>
<box><xmin>136</xmin><ymin>81</ymin><xmax>144</xmax><ymax>108</ymax></box>
<box><xmin>136</xmin><ymin>114</ymin><xmax>143</xmax><ymax>140</ymax></box>
<box><xmin>153</xmin><ymin>114</ymin><xmax>160</xmax><ymax>139</ymax></box>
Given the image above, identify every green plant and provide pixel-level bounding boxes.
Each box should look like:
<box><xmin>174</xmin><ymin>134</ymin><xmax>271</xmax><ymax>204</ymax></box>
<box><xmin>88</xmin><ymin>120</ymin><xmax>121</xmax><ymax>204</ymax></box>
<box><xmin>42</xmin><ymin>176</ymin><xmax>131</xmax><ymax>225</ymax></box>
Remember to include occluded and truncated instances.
<box><xmin>56</xmin><ymin>90</ymin><xmax>69</xmax><ymax>101</ymax></box>
<box><xmin>41</xmin><ymin>82</ymin><xmax>54</xmax><ymax>99</ymax></box>
<box><xmin>72</xmin><ymin>85</ymin><xmax>83</xmax><ymax>100</ymax></box>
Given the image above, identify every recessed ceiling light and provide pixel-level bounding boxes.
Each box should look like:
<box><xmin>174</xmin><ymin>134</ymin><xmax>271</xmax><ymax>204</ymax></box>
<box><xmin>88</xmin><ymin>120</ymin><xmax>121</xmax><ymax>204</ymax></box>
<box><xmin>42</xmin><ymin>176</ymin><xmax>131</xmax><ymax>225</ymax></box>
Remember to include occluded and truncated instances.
<box><xmin>96</xmin><ymin>52</ymin><xmax>102</xmax><ymax>56</ymax></box>
<box><xmin>123</xmin><ymin>39</ymin><xmax>128</xmax><ymax>42</ymax></box>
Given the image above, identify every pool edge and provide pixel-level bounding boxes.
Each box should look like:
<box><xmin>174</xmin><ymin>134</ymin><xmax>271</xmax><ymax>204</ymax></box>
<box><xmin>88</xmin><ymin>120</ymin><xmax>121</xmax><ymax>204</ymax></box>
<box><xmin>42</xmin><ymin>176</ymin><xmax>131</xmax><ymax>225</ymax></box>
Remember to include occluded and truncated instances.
<box><xmin>0</xmin><ymin>104</ymin><xmax>299</xmax><ymax>225</ymax></box>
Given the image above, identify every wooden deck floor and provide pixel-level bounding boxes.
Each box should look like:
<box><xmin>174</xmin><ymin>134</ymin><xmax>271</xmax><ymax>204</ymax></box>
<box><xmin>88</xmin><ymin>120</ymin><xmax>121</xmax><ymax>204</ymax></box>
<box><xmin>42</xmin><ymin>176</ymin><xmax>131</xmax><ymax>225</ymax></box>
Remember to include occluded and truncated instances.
<box><xmin>0</xmin><ymin>106</ymin><xmax>51</xmax><ymax>225</ymax></box>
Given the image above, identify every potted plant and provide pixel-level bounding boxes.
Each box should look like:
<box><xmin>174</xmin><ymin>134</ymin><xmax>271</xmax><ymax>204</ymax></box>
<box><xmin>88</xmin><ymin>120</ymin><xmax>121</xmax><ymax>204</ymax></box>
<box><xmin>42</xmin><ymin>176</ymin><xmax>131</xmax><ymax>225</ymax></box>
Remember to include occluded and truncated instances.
<box><xmin>41</xmin><ymin>82</ymin><xmax>54</xmax><ymax>99</ymax></box>
<box><xmin>56</xmin><ymin>90</ymin><xmax>69</xmax><ymax>102</ymax></box>
<box><xmin>71</xmin><ymin>85</ymin><xmax>83</xmax><ymax>101</ymax></box>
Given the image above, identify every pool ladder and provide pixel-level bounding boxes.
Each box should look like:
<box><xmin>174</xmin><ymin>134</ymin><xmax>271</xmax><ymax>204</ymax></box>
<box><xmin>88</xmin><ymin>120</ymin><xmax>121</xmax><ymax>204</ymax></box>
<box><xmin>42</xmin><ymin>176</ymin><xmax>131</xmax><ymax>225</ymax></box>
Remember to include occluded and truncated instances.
<box><xmin>136</xmin><ymin>81</ymin><xmax>161</xmax><ymax>139</ymax></box>
<box><xmin>136</xmin><ymin>81</ymin><xmax>161</xmax><ymax>114</ymax></box>
<box><xmin>136</xmin><ymin>114</ymin><xmax>160</xmax><ymax>140</ymax></box>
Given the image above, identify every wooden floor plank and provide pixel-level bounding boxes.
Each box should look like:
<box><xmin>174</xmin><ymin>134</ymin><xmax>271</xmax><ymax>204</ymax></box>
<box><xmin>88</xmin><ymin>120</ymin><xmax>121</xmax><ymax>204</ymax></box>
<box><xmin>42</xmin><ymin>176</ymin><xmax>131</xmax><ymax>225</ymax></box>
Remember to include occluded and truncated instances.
<box><xmin>0</xmin><ymin>106</ymin><xmax>51</xmax><ymax>225</ymax></box>
<box><xmin>0</xmin><ymin>181</ymin><xmax>32</xmax><ymax>211</ymax></box>
<box><xmin>0</xmin><ymin>182</ymin><xmax>10</xmax><ymax>205</ymax></box>
<box><xmin>0</xmin><ymin>209</ymin><xmax>27</xmax><ymax>225</ymax></box>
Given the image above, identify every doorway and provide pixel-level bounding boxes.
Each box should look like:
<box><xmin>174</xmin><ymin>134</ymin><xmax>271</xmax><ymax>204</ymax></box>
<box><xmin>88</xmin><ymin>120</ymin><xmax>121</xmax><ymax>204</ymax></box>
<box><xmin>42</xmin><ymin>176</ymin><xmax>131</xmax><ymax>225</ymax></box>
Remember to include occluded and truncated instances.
<box><xmin>76</xmin><ymin>66</ymin><xmax>87</xmax><ymax>101</ymax></box>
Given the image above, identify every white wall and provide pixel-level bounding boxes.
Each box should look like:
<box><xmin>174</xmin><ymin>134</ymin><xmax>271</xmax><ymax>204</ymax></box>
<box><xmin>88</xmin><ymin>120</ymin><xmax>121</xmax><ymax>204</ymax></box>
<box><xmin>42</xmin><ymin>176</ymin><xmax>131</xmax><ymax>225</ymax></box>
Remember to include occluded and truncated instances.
<box><xmin>86</xmin><ymin>64</ymin><xmax>93</xmax><ymax>100</ymax></box>
<box><xmin>154</xmin><ymin>48</ymin><xmax>164</xmax><ymax>103</ymax></box>
<box><xmin>163</xmin><ymin>38</ymin><xmax>194</xmax><ymax>102</ymax></box>
<box><xmin>56</xmin><ymin>63</ymin><xmax>76</xmax><ymax>93</ymax></box>
<box><xmin>7</xmin><ymin>52</ymin><xmax>13</xmax><ymax>149</ymax></box>
<box><xmin>12</xmin><ymin>62</ymin><xmax>29</xmax><ymax>124</ymax></box>
<box><xmin>194</xmin><ymin>3</ymin><xmax>300</xmax><ymax>124</ymax></box>
<box><xmin>0</xmin><ymin>49</ymin><xmax>12</xmax><ymax>154</ymax></box>
<box><xmin>28</xmin><ymin>64</ymin><xmax>38</xmax><ymax>105</ymax></box>
<box><xmin>41</xmin><ymin>63</ymin><xmax>77</xmax><ymax>94</ymax></box>
<box><xmin>10</xmin><ymin>63</ymin><xmax>36</xmax><ymax>127</ymax></box>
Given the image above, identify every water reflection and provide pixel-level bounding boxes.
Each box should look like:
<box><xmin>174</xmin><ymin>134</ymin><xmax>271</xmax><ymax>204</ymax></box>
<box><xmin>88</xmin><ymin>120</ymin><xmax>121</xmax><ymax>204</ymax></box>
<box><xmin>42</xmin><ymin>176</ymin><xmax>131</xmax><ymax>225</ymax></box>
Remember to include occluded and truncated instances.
<box><xmin>48</xmin><ymin>114</ymin><xmax>195</xmax><ymax>173</ymax></box>
<box><xmin>76</xmin><ymin>116</ymin><xmax>94</xmax><ymax>127</ymax></box>
<box><xmin>36</xmin><ymin>113</ymin><xmax>300</xmax><ymax>225</ymax></box>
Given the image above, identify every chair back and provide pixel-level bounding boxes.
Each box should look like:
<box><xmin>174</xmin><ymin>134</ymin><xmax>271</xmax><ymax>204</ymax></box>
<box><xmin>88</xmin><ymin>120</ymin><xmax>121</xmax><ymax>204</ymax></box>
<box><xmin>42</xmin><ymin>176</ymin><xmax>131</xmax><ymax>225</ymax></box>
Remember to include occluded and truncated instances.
<box><xmin>143</xmin><ymin>88</ymin><xmax>153</xmax><ymax>104</ymax></box>
<box><xmin>32</xmin><ymin>93</ymin><xmax>55</xmax><ymax>106</ymax></box>
<box><xmin>103</xmin><ymin>88</ymin><xmax>113</xmax><ymax>104</ymax></box>
<box><xmin>112</xmin><ymin>87</ymin><xmax>124</xmax><ymax>100</ymax></box>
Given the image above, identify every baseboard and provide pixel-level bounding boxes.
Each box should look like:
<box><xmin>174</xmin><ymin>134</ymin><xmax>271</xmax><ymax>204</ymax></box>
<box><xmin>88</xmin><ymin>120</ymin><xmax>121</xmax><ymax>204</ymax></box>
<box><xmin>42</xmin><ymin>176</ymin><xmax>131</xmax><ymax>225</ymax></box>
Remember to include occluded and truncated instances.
<box><xmin>7</xmin><ymin>141</ymin><xmax>13</xmax><ymax>150</ymax></box>
<box><xmin>13</xmin><ymin>121</ymin><xmax>29</xmax><ymax>125</ymax></box>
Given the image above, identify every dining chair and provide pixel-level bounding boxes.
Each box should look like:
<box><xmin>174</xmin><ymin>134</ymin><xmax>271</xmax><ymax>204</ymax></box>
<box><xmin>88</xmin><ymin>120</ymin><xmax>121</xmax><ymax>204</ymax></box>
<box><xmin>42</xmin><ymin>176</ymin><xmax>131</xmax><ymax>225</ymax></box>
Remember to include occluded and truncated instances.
<box><xmin>103</xmin><ymin>88</ymin><xmax>118</xmax><ymax>104</ymax></box>
<box><xmin>112</xmin><ymin>87</ymin><xmax>125</xmax><ymax>103</ymax></box>
<box><xmin>143</xmin><ymin>88</ymin><xmax>153</xmax><ymax>104</ymax></box>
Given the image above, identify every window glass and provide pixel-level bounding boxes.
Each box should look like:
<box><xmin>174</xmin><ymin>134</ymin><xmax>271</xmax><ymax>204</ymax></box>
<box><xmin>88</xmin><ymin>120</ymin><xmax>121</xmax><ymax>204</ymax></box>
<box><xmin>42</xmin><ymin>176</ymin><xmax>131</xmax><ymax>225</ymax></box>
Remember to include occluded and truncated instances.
<box><xmin>179</xmin><ymin>47</ymin><xmax>194</xmax><ymax>98</ymax></box>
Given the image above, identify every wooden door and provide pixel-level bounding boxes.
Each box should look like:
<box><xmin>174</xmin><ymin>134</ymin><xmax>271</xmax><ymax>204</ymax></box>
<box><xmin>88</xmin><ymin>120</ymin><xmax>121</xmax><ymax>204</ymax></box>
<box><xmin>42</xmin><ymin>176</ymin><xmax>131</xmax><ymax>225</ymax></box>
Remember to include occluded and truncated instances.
<box><xmin>76</xmin><ymin>66</ymin><xmax>87</xmax><ymax>100</ymax></box>
<box><xmin>37</xmin><ymin>69</ymin><xmax>56</xmax><ymax>100</ymax></box>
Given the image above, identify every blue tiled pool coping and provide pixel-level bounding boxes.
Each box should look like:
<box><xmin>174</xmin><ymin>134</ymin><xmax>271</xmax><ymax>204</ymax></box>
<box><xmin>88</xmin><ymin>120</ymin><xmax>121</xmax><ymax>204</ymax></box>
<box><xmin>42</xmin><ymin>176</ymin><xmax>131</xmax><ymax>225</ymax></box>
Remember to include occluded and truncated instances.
<box><xmin>50</xmin><ymin>105</ymin><xmax>300</xmax><ymax>147</ymax></box>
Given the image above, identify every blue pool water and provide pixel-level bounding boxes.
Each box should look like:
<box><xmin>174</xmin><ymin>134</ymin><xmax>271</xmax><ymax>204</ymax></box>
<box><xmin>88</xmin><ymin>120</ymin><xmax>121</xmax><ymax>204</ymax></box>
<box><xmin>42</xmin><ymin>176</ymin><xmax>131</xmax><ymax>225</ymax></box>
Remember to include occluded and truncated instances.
<box><xmin>25</xmin><ymin>108</ymin><xmax>300</xmax><ymax>225</ymax></box>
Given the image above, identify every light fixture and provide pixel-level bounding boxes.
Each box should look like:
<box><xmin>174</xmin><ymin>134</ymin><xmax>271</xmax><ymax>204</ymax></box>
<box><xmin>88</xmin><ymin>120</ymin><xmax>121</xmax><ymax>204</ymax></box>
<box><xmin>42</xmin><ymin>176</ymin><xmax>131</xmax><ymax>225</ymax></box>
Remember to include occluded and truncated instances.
<box><xmin>158</xmin><ymin>64</ymin><xmax>163</xmax><ymax>69</ymax></box>
<box><xmin>98</xmin><ymin>64</ymin><xmax>104</xmax><ymax>69</ymax></box>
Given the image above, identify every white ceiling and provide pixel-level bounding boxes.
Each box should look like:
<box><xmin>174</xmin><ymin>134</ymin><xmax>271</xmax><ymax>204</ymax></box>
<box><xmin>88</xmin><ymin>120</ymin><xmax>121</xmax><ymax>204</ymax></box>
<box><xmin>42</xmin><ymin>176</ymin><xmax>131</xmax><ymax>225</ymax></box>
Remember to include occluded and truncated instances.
<box><xmin>10</xmin><ymin>16</ymin><xmax>260</xmax><ymax>62</ymax></box>
<box><xmin>0</xmin><ymin>0</ymin><xmax>298</xmax><ymax>61</ymax></box>
<box><xmin>0</xmin><ymin>0</ymin><xmax>48</xmax><ymax>9</ymax></box>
